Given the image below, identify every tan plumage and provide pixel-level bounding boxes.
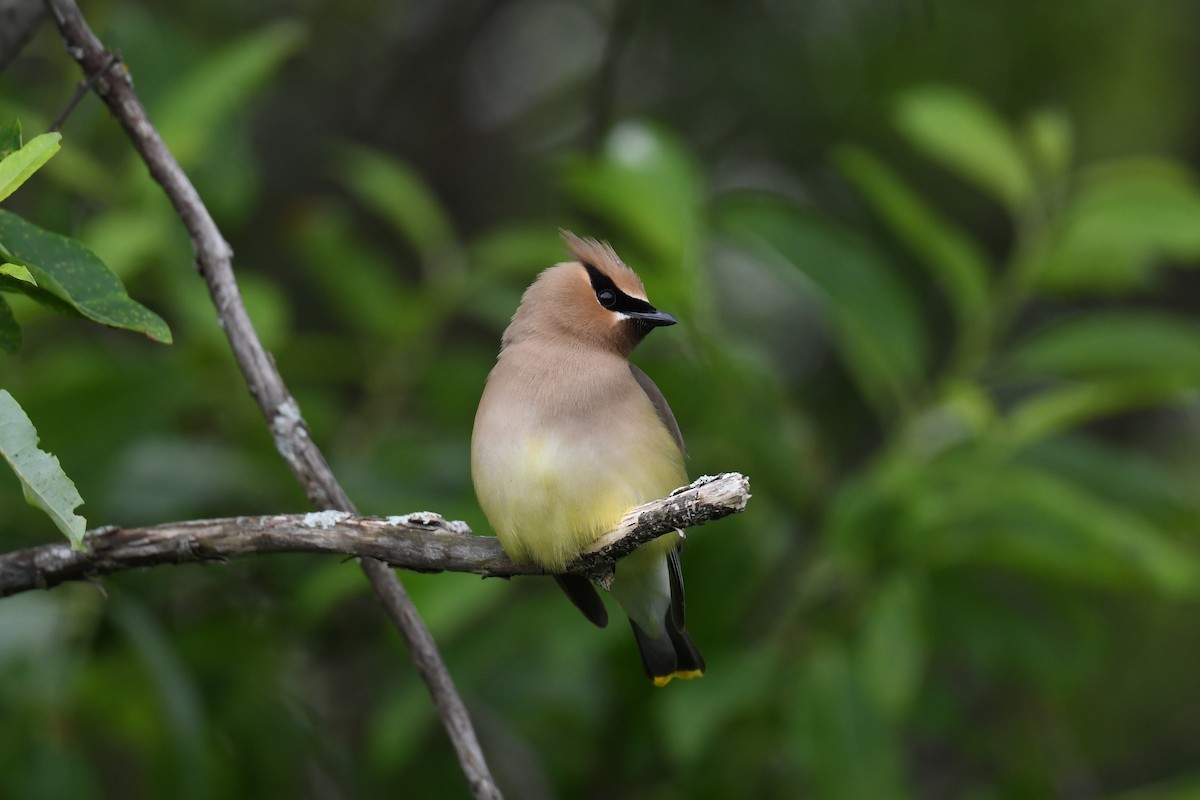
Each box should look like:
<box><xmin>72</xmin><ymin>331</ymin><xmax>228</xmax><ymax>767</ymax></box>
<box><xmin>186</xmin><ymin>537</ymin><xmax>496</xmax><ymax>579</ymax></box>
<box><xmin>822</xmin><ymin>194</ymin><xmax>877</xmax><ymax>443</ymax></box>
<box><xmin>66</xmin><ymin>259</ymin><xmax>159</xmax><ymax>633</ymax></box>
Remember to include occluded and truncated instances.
<box><xmin>471</xmin><ymin>231</ymin><xmax>704</xmax><ymax>685</ymax></box>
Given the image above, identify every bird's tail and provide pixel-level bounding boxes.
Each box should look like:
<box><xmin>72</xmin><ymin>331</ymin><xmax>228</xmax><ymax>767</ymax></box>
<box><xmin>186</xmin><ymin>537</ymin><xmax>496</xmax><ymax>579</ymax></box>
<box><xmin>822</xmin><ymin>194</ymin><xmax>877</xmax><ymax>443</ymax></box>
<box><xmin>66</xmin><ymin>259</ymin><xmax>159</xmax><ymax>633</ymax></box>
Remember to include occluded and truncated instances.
<box><xmin>631</xmin><ymin>611</ymin><xmax>706</xmax><ymax>687</ymax></box>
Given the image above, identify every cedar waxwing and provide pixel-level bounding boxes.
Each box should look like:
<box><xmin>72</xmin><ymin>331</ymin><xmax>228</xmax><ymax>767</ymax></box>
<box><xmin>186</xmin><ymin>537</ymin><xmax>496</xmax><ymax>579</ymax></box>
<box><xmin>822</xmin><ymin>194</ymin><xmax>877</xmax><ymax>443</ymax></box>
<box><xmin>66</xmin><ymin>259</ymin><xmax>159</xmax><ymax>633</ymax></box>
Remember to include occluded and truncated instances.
<box><xmin>471</xmin><ymin>231</ymin><xmax>704</xmax><ymax>686</ymax></box>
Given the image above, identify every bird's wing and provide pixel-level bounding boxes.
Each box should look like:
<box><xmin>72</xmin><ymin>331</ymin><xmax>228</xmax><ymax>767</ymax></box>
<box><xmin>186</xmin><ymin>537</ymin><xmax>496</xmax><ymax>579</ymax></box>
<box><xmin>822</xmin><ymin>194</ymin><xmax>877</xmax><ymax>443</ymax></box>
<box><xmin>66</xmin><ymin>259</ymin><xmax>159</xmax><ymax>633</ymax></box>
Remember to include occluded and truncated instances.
<box><xmin>629</xmin><ymin>363</ymin><xmax>687</xmax><ymax>458</ymax></box>
<box><xmin>554</xmin><ymin>574</ymin><xmax>609</xmax><ymax>628</ymax></box>
<box><xmin>667</xmin><ymin>546</ymin><xmax>686</xmax><ymax>628</ymax></box>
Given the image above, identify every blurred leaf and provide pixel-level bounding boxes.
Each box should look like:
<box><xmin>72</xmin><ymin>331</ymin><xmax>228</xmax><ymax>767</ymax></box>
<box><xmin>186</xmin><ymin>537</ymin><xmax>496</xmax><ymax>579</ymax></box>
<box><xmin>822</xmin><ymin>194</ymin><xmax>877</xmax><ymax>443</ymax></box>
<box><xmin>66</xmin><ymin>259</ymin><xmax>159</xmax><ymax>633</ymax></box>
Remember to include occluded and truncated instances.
<box><xmin>367</xmin><ymin>681</ymin><xmax>437</xmax><ymax>773</ymax></box>
<box><xmin>0</xmin><ymin>389</ymin><xmax>86</xmax><ymax>548</ymax></box>
<box><xmin>720</xmin><ymin>195</ymin><xmax>928</xmax><ymax>414</ymax></box>
<box><xmin>1019</xmin><ymin>436</ymin><xmax>1200</xmax><ymax>528</ymax></box>
<box><xmin>0</xmin><ymin>209</ymin><xmax>172</xmax><ymax>343</ymax></box>
<box><xmin>334</xmin><ymin>145</ymin><xmax>458</xmax><ymax>266</ymax></box>
<box><xmin>289</xmin><ymin>200</ymin><xmax>407</xmax><ymax>336</ymax></box>
<box><xmin>468</xmin><ymin>223</ymin><xmax>564</xmax><ymax>280</ymax></box>
<box><xmin>0</xmin><ymin>294</ymin><xmax>18</xmax><ymax>353</ymax></box>
<box><xmin>0</xmin><ymin>131</ymin><xmax>61</xmax><ymax>203</ymax></box>
<box><xmin>657</xmin><ymin>648</ymin><xmax>776</xmax><ymax>765</ymax></box>
<box><xmin>894</xmin><ymin>85</ymin><xmax>1033</xmax><ymax>210</ymax></box>
<box><xmin>836</xmin><ymin>145</ymin><xmax>992</xmax><ymax>326</ymax></box>
<box><xmin>0</xmin><ymin>119</ymin><xmax>21</xmax><ymax>157</ymax></box>
<box><xmin>1034</xmin><ymin>159</ymin><xmax>1200</xmax><ymax>293</ymax></box>
<box><xmin>562</xmin><ymin>121</ymin><xmax>702</xmax><ymax>267</ymax></box>
<box><xmin>857</xmin><ymin>574</ymin><xmax>925</xmax><ymax>720</ymax></box>
<box><xmin>1008</xmin><ymin>375</ymin><xmax>1194</xmax><ymax>445</ymax></box>
<box><xmin>79</xmin><ymin>205</ymin><xmax>175</xmax><ymax>279</ymax></box>
<box><xmin>1003</xmin><ymin>311</ymin><xmax>1200</xmax><ymax>381</ymax></box>
<box><xmin>917</xmin><ymin>464</ymin><xmax>1198</xmax><ymax>595</ymax></box>
<box><xmin>899</xmin><ymin>380</ymin><xmax>997</xmax><ymax>462</ymax></box>
<box><xmin>155</xmin><ymin>21</ymin><xmax>306</xmax><ymax>169</ymax></box>
<box><xmin>110</xmin><ymin>598</ymin><xmax>210</xmax><ymax>800</ymax></box>
<box><xmin>792</xmin><ymin>642</ymin><xmax>909</xmax><ymax>800</ymax></box>
<box><xmin>1024</xmin><ymin>108</ymin><xmax>1073</xmax><ymax>179</ymax></box>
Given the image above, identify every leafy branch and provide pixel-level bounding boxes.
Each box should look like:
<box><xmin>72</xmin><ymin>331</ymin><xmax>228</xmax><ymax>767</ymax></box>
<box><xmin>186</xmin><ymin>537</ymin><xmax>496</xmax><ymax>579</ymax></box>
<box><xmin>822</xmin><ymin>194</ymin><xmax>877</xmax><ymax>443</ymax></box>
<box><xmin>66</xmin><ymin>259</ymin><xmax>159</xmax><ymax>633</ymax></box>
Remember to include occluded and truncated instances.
<box><xmin>35</xmin><ymin>0</ymin><xmax>505</xmax><ymax>795</ymax></box>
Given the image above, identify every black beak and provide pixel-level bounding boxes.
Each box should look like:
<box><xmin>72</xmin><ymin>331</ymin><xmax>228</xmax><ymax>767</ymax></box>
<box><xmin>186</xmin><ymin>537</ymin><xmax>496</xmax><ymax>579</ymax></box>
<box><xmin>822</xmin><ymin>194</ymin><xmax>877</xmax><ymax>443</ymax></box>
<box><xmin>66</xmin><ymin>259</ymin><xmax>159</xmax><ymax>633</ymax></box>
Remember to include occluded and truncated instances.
<box><xmin>626</xmin><ymin>307</ymin><xmax>677</xmax><ymax>327</ymax></box>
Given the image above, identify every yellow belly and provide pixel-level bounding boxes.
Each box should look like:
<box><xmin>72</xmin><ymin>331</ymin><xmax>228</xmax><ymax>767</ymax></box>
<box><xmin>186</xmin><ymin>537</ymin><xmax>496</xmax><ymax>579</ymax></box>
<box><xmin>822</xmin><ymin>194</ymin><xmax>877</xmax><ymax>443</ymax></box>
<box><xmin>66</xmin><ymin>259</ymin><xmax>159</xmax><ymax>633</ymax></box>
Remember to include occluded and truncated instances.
<box><xmin>473</xmin><ymin>428</ymin><xmax>686</xmax><ymax>571</ymax></box>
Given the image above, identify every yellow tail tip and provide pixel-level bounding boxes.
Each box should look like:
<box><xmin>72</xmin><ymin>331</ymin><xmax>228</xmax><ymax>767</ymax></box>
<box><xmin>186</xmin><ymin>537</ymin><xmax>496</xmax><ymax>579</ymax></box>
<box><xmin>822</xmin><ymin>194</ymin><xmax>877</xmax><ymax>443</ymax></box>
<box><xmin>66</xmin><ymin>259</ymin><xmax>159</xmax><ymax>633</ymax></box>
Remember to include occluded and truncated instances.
<box><xmin>651</xmin><ymin>669</ymin><xmax>706</xmax><ymax>687</ymax></box>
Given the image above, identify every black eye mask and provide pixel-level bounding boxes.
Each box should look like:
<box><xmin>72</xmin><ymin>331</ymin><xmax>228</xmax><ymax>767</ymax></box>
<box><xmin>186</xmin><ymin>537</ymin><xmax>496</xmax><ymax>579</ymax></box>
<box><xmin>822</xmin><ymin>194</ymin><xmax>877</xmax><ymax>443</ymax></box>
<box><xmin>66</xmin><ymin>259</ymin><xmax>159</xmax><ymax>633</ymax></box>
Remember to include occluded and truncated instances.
<box><xmin>582</xmin><ymin>263</ymin><xmax>674</xmax><ymax>327</ymax></box>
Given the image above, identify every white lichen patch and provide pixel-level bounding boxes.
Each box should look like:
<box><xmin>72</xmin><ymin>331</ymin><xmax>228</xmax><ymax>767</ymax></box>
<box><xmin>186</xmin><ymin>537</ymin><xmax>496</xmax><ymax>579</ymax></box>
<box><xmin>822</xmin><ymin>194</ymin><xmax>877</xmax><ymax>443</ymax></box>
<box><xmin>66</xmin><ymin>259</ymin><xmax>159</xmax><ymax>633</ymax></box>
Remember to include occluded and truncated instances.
<box><xmin>385</xmin><ymin>513</ymin><xmax>472</xmax><ymax>535</ymax></box>
<box><xmin>301</xmin><ymin>510</ymin><xmax>350</xmax><ymax>529</ymax></box>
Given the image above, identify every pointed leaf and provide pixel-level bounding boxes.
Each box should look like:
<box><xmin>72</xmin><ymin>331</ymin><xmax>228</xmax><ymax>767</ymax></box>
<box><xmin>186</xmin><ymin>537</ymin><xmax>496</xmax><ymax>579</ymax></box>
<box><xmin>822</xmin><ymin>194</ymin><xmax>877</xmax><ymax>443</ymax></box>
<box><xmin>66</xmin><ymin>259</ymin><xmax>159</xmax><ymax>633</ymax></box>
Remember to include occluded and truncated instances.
<box><xmin>0</xmin><ymin>390</ymin><xmax>86</xmax><ymax>548</ymax></box>
<box><xmin>333</xmin><ymin>145</ymin><xmax>458</xmax><ymax>265</ymax></box>
<box><xmin>836</xmin><ymin>145</ymin><xmax>992</xmax><ymax>325</ymax></box>
<box><xmin>1034</xmin><ymin>159</ymin><xmax>1200</xmax><ymax>293</ymax></box>
<box><xmin>0</xmin><ymin>210</ymin><xmax>171</xmax><ymax>343</ymax></box>
<box><xmin>917</xmin><ymin>463</ymin><xmax>1198</xmax><ymax>595</ymax></box>
<box><xmin>1003</xmin><ymin>311</ymin><xmax>1200</xmax><ymax>381</ymax></box>
<box><xmin>0</xmin><ymin>262</ymin><xmax>36</xmax><ymax>285</ymax></box>
<box><xmin>155</xmin><ymin>21</ymin><xmax>306</xmax><ymax>169</ymax></box>
<box><xmin>894</xmin><ymin>85</ymin><xmax>1032</xmax><ymax>210</ymax></box>
<box><xmin>0</xmin><ymin>119</ymin><xmax>23</xmax><ymax>159</ymax></box>
<box><xmin>0</xmin><ymin>132</ymin><xmax>61</xmax><ymax>203</ymax></box>
<box><xmin>1007</xmin><ymin>376</ymin><xmax>1193</xmax><ymax>445</ymax></box>
<box><xmin>1023</xmin><ymin>108</ymin><xmax>1073</xmax><ymax>179</ymax></box>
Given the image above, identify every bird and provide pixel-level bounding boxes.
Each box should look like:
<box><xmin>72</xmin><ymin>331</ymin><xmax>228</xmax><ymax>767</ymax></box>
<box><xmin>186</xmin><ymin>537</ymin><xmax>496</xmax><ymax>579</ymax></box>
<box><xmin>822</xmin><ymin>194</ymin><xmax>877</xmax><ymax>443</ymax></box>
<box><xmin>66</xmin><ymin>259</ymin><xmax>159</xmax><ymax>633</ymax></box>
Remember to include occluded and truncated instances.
<box><xmin>471</xmin><ymin>230</ymin><xmax>704</xmax><ymax>686</ymax></box>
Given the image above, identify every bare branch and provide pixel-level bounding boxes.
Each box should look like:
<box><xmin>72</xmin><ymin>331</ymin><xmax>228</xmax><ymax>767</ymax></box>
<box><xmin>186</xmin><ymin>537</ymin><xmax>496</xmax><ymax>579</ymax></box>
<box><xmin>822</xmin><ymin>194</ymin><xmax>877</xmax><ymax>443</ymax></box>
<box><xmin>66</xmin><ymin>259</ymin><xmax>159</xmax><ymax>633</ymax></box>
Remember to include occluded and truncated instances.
<box><xmin>41</xmin><ymin>2</ymin><xmax>499</xmax><ymax>796</ymax></box>
<box><xmin>0</xmin><ymin>473</ymin><xmax>750</xmax><ymax>597</ymax></box>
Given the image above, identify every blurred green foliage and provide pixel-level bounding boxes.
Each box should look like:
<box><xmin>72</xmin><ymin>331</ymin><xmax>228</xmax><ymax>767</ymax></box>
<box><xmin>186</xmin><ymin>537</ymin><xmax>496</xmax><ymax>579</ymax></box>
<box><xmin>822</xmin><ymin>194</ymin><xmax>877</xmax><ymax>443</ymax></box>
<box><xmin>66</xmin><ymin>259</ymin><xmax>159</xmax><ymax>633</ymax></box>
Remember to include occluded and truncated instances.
<box><xmin>3</xmin><ymin>1</ymin><xmax>1200</xmax><ymax>798</ymax></box>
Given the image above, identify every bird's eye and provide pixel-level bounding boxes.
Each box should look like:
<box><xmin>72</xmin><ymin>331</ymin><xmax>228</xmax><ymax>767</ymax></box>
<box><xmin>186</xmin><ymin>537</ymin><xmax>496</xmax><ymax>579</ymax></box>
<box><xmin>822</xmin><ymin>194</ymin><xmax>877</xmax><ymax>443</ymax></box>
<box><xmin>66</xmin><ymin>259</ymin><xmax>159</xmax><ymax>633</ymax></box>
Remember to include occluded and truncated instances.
<box><xmin>597</xmin><ymin>289</ymin><xmax>617</xmax><ymax>308</ymax></box>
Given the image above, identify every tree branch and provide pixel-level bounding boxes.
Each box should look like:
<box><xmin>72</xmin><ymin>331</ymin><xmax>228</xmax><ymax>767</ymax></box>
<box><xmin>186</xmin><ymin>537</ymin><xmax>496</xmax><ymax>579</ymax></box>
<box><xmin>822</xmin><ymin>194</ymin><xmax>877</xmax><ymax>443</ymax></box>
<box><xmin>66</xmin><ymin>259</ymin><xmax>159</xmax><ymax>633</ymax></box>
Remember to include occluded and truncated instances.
<box><xmin>41</xmin><ymin>2</ymin><xmax>500</xmax><ymax>796</ymax></box>
<box><xmin>0</xmin><ymin>473</ymin><xmax>750</xmax><ymax>597</ymax></box>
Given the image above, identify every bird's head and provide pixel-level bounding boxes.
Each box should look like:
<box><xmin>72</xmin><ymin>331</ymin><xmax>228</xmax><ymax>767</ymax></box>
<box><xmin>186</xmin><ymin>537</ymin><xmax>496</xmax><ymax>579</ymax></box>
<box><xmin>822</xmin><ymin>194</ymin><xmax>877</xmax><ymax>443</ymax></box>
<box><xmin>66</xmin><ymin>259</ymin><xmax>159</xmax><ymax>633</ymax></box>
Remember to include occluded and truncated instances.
<box><xmin>503</xmin><ymin>230</ymin><xmax>676</xmax><ymax>356</ymax></box>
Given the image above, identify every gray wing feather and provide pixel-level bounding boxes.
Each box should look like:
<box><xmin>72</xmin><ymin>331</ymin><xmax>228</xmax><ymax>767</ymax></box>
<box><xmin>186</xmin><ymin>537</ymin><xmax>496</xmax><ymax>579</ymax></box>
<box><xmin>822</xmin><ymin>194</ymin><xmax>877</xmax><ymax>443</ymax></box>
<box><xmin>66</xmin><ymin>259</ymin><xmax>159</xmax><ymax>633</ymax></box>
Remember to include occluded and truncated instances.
<box><xmin>629</xmin><ymin>363</ymin><xmax>687</xmax><ymax>458</ymax></box>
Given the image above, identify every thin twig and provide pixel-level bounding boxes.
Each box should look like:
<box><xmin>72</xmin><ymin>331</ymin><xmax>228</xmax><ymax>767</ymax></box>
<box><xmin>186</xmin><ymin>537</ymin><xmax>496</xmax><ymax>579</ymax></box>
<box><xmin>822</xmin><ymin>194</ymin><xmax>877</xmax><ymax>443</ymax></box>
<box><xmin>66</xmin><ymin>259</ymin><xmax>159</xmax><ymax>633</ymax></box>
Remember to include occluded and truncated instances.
<box><xmin>0</xmin><ymin>473</ymin><xmax>751</xmax><ymax>597</ymax></box>
<box><xmin>41</xmin><ymin>1</ymin><xmax>500</xmax><ymax>796</ymax></box>
<box><xmin>49</xmin><ymin>51</ymin><xmax>120</xmax><ymax>131</ymax></box>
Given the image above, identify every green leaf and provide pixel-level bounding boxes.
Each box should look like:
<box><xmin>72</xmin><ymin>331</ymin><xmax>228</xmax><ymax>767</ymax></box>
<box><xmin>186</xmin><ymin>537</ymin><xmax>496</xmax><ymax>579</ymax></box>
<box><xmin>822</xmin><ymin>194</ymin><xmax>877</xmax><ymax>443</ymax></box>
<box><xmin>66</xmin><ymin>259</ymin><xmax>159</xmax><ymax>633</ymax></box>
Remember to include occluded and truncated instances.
<box><xmin>0</xmin><ymin>131</ymin><xmax>61</xmax><ymax>203</ymax></box>
<box><xmin>836</xmin><ymin>145</ymin><xmax>992</xmax><ymax>326</ymax></box>
<box><xmin>0</xmin><ymin>209</ymin><xmax>172</xmax><ymax>343</ymax></box>
<box><xmin>857</xmin><ymin>574</ymin><xmax>926</xmax><ymax>720</ymax></box>
<box><xmin>155</xmin><ymin>21</ymin><xmax>306</xmax><ymax>169</ymax></box>
<box><xmin>333</xmin><ymin>145</ymin><xmax>458</xmax><ymax>265</ymax></box>
<box><xmin>0</xmin><ymin>390</ymin><xmax>87</xmax><ymax>549</ymax></box>
<box><xmin>288</xmin><ymin>200</ymin><xmax>410</xmax><ymax>337</ymax></box>
<box><xmin>0</xmin><ymin>119</ymin><xmax>22</xmax><ymax>158</ymax></box>
<box><xmin>1003</xmin><ymin>311</ymin><xmax>1200</xmax><ymax>381</ymax></box>
<box><xmin>562</xmin><ymin>121</ymin><xmax>703</xmax><ymax>267</ymax></box>
<box><xmin>1008</xmin><ymin>375</ymin><xmax>1193</xmax><ymax>445</ymax></box>
<box><xmin>1023</xmin><ymin>108</ymin><xmax>1073</xmax><ymax>179</ymax></box>
<box><xmin>1033</xmin><ymin>159</ymin><xmax>1200</xmax><ymax>293</ymax></box>
<box><xmin>916</xmin><ymin>464</ymin><xmax>1198</xmax><ymax>595</ymax></box>
<box><xmin>468</xmin><ymin>223</ymin><xmax>565</xmax><ymax>280</ymax></box>
<box><xmin>894</xmin><ymin>85</ymin><xmax>1033</xmax><ymax>210</ymax></box>
<box><xmin>791</xmin><ymin>643</ymin><xmax>909</xmax><ymax>800</ymax></box>
<box><xmin>0</xmin><ymin>294</ymin><xmax>19</xmax><ymax>353</ymax></box>
<box><xmin>0</xmin><ymin>262</ymin><xmax>36</xmax><ymax>285</ymax></box>
<box><xmin>1020</xmin><ymin>436</ymin><xmax>1199</xmax><ymax>525</ymax></box>
<box><xmin>720</xmin><ymin>195</ymin><xmax>928</xmax><ymax>415</ymax></box>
